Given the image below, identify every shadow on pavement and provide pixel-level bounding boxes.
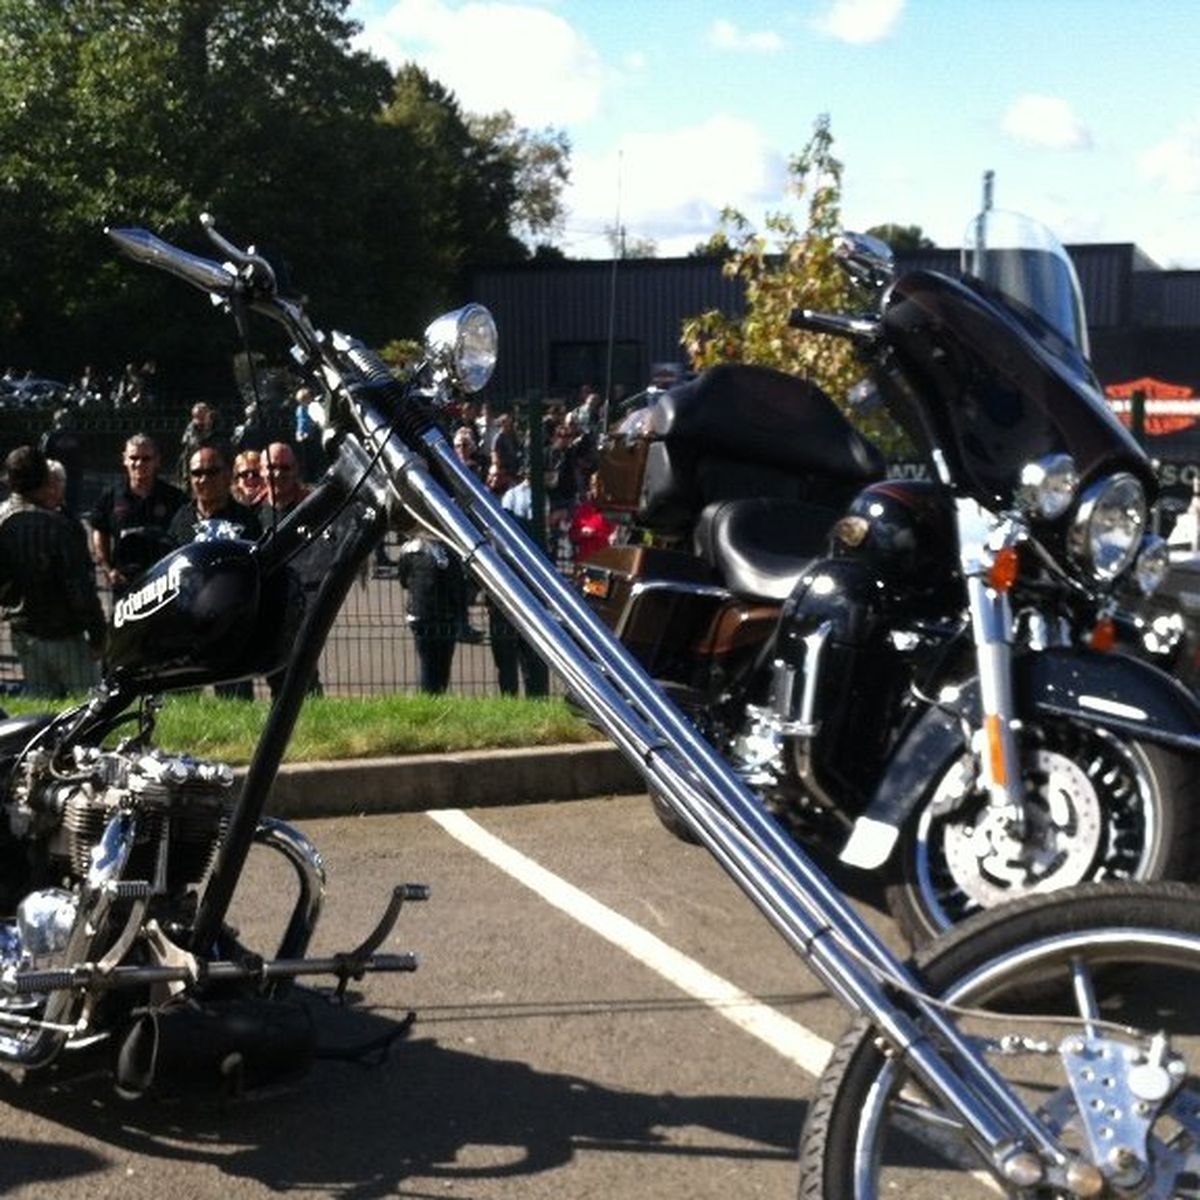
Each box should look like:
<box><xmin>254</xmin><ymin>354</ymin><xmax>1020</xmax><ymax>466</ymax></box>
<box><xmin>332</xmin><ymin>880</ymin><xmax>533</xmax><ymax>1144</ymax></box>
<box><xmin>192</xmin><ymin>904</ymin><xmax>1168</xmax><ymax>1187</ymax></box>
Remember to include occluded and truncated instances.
<box><xmin>0</xmin><ymin>993</ymin><xmax>805</xmax><ymax>1197</ymax></box>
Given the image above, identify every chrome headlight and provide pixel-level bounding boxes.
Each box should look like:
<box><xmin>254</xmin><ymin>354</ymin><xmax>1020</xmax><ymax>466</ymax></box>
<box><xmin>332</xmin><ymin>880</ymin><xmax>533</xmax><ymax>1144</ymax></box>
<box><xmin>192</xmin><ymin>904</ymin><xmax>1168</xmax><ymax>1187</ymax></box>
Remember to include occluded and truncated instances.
<box><xmin>1068</xmin><ymin>473</ymin><xmax>1147</xmax><ymax>583</ymax></box>
<box><xmin>1015</xmin><ymin>453</ymin><xmax>1078</xmax><ymax>520</ymax></box>
<box><xmin>1133</xmin><ymin>534</ymin><xmax>1170</xmax><ymax>596</ymax></box>
<box><xmin>423</xmin><ymin>304</ymin><xmax>497</xmax><ymax>394</ymax></box>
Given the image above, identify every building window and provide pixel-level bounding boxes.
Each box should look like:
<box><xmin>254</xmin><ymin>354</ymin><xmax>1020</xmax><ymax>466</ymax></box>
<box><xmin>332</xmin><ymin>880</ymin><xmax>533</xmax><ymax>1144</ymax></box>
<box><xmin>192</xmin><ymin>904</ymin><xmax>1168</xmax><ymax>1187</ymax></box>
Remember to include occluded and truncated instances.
<box><xmin>550</xmin><ymin>340</ymin><xmax>642</xmax><ymax>398</ymax></box>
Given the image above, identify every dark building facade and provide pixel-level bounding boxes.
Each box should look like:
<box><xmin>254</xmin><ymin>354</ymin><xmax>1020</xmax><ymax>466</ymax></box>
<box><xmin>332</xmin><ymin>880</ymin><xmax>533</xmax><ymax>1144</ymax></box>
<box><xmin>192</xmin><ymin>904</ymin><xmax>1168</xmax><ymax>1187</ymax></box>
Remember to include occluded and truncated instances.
<box><xmin>470</xmin><ymin>243</ymin><xmax>1200</xmax><ymax>411</ymax></box>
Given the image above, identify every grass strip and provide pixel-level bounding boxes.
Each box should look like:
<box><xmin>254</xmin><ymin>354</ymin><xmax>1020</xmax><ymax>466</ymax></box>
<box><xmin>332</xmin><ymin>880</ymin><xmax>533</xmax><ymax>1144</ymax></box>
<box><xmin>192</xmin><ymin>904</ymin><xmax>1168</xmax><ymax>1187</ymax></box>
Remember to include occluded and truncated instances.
<box><xmin>1</xmin><ymin>693</ymin><xmax>600</xmax><ymax>766</ymax></box>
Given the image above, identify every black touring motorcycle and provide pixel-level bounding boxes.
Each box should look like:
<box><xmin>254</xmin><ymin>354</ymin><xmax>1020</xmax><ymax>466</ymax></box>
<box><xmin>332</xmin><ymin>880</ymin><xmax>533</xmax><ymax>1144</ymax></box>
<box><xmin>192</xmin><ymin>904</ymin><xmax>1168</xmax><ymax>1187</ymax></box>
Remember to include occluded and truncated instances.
<box><xmin>0</xmin><ymin>214</ymin><xmax>1200</xmax><ymax>1197</ymax></box>
<box><xmin>580</xmin><ymin>213</ymin><xmax>1200</xmax><ymax>944</ymax></box>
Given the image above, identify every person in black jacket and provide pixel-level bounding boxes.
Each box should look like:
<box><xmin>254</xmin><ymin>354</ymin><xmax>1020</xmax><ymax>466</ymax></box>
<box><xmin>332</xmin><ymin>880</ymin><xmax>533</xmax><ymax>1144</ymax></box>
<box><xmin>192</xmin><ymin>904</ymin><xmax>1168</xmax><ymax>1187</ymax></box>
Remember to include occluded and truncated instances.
<box><xmin>0</xmin><ymin>445</ymin><xmax>106</xmax><ymax>696</ymax></box>
<box><xmin>397</xmin><ymin>535</ymin><xmax>465</xmax><ymax>693</ymax></box>
<box><xmin>168</xmin><ymin>440</ymin><xmax>261</xmax><ymax>700</ymax></box>
<box><xmin>90</xmin><ymin>433</ymin><xmax>185</xmax><ymax>598</ymax></box>
<box><xmin>168</xmin><ymin>441</ymin><xmax>261</xmax><ymax>547</ymax></box>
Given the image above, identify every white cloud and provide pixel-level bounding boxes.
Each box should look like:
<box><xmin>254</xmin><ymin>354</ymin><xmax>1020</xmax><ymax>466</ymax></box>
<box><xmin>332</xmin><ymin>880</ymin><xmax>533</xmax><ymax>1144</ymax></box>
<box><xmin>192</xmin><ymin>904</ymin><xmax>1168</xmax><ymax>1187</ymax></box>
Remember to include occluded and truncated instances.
<box><xmin>1000</xmin><ymin>94</ymin><xmax>1093</xmax><ymax>151</ymax></box>
<box><xmin>354</xmin><ymin>0</ymin><xmax>605</xmax><ymax>125</ymax></box>
<box><xmin>708</xmin><ymin>18</ymin><xmax>784</xmax><ymax>53</ymax></box>
<box><xmin>1140</xmin><ymin>119</ymin><xmax>1200</xmax><ymax>195</ymax></box>
<box><xmin>564</xmin><ymin>116</ymin><xmax>788</xmax><ymax>256</ymax></box>
<box><xmin>813</xmin><ymin>0</ymin><xmax>904</xmax><ymax>44</ymax></box>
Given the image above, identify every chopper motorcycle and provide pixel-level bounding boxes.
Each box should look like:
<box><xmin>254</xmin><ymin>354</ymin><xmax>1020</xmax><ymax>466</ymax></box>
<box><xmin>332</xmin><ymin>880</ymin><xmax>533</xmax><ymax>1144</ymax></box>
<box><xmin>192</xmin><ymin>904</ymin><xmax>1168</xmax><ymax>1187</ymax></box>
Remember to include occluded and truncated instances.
<box><xmin>0</xmin><ymin>214</ymin><xmax>1198</xmax><ymax>1197</ymax></box>
<box><xmin>579</xmin><ymin>213</ymin><xmax>1200</xmax><ymax>945</ymax></box>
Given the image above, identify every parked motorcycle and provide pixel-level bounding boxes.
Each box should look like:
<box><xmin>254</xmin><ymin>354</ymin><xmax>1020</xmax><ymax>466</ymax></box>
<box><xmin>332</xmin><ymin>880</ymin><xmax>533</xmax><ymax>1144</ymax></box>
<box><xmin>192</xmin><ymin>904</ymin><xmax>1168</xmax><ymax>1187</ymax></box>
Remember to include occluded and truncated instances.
<box><xmin>0</xmin><ymin>214</ymin><xmax>1199</xmax><ymax>1196</ymax></box>
<box><xmin>579</xmin><ymin>212</ymin><xmax>1200</xmax><ymax>944</ymax></box>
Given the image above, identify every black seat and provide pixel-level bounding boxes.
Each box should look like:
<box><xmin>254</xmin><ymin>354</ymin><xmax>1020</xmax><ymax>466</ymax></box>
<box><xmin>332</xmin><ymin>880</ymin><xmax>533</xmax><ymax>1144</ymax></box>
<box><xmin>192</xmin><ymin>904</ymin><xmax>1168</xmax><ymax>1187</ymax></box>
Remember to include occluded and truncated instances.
<box><xmin>694</xmin><ymin>498</ymin><xmax>840</xmax><ymax>601</ymax></box>
<box><xmin>651</xmin><ymin>363</ymin><xmax>885</xmax><ymax>483</ymax></box>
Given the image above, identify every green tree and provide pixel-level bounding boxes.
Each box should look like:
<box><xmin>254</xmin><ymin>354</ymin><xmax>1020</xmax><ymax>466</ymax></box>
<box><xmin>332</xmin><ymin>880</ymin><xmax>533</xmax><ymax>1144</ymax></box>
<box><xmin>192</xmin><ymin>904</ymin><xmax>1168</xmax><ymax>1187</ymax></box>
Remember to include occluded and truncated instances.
<box><xmin>680</xmin><ymin>114</ymin><xmax>905</xmax><ymax>450</ymax></box>
<box><xmin>0</xmin><ymin>3</ymin><xmax>570</xmax><ymax>388</ymax></box>
<box><xmin>865</xmin><ymin>223</ymin><xmax>935</xmax><ymax>251</ymax></box>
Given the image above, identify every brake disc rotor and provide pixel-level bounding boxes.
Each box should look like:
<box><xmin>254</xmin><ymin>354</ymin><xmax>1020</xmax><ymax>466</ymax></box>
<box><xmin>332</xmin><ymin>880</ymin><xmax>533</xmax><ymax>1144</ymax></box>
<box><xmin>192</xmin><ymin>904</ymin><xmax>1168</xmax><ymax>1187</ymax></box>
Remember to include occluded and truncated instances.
<box><xmin>942</xmin><ymin>749</ymin><xmax>1104</xmax><ymax>909</ymax></box>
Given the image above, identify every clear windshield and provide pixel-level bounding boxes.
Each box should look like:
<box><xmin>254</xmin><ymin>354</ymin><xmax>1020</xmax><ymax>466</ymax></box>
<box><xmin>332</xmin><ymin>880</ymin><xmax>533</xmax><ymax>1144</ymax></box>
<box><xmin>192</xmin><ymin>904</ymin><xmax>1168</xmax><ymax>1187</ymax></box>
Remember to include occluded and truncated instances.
<box><xmin>962</xmin><ymin>209</ymin><xmax>1090</xmax><ymax>356</ymax></box>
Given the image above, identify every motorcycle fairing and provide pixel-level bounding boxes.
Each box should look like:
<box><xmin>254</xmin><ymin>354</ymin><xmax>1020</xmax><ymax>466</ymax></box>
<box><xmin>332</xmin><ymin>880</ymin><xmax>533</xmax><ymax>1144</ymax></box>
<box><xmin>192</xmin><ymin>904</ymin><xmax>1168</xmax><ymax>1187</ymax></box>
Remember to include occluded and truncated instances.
<box><xmin>882</xmin><ymin>269</ymin><xmax>1153</xmax><ymax>509</ymax></box>
<box><xmin>839</xmin><ymin>647</ymin><xmax>1200</xmax><ymax>870</ymax></box>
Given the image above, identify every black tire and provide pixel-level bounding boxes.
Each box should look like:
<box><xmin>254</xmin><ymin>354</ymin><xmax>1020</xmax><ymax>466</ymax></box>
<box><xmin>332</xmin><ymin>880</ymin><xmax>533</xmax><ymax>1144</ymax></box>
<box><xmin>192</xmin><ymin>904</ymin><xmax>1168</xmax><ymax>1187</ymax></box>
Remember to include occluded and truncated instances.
<box><xmin>887</xmin><ymin>722</ymin><xmax>1200</xmax><ymax>946</ymax></box>
<box><xmin>798</xmin><ymin>880</ymin><xmax>1200</xmax><ymax>1199</ymax></box>
<box><xmin>648</xmin><ymin>787</ymin><xmax>701</xmax><ymax>844</ymax></box>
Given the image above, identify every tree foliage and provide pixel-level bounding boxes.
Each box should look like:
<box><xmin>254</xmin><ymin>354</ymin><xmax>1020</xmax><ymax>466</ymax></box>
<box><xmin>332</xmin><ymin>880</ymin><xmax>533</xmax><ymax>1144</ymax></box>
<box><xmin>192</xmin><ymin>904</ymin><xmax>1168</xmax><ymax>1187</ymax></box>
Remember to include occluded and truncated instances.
<box><xmin>865</xmin><ymin>223</ymin><xmax>936</xmax><ymax>251</ymax></box>
<box><xmin>0</xmin><ymin>1</ymin><xmax>569</xmax><ymax>393</ymax></box>
<box><xmin>681</xmin><ymin>116</ymin><xmax>857</xmax><ymax>392</ymax></box>
<box><xmin>680</xmin><ymin>115</ymin><xmax>907</xmax><ymax>450</ymax></box>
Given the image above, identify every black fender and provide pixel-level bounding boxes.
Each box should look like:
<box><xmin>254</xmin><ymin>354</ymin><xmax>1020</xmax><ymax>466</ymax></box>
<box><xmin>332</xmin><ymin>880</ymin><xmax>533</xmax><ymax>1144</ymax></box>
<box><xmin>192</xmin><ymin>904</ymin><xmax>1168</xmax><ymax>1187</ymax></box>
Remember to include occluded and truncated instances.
<box><xmin>838</xmin><ymin>647</ymin><xmax>1200</xmax><ymax>870</ymax></box>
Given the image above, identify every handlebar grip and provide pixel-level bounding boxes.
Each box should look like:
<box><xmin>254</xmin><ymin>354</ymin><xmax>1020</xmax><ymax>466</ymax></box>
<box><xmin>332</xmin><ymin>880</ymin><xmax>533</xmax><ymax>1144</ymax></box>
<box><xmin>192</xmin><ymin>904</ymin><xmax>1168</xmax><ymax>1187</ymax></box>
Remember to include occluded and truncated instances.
<box><xmin>789</xmin><ymin>307</ymin><xmax>881</xmax><ymax>342</ymax></box>
<box><xmin>106</xmin><ymin>227</ymin><xmax>236</xmax><ymax>297</ymax></box>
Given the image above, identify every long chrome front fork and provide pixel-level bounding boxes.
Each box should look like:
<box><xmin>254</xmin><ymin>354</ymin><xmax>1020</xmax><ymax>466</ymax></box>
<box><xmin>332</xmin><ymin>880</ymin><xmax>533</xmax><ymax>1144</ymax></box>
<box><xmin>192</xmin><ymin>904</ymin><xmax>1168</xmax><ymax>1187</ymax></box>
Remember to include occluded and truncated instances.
<box><xmin>956</xmin><ymin>498</ymin><xmax>1027</xmax><ymax>825</ymax></box>
<box><xmin>340</xmin><ymin>394</ymin><xmax>1077</xmax><ymax>1187</ymax></box>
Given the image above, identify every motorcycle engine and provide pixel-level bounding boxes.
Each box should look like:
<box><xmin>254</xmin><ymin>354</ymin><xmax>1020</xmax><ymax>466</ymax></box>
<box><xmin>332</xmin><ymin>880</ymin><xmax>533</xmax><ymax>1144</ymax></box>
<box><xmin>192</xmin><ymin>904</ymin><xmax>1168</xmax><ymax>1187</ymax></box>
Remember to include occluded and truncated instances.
<box><xmin>5</xmin><ymin>746</ymin><xmax>234</xmax><ymax>900</ymax></box>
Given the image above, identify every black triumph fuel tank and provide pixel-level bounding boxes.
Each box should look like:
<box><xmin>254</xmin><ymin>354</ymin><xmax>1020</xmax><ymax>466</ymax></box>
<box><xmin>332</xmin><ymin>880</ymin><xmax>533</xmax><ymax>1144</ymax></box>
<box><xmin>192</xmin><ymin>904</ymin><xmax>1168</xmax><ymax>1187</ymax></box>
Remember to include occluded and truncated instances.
<box><xmin>104</xmin><ymin>540</ymin><xmax>304</xmax><ymax>692</ymax></box>
<box><xmin>880</xmin><ymin>270</ymin><xmax>1154</xmax><ymax>509</ymax></box>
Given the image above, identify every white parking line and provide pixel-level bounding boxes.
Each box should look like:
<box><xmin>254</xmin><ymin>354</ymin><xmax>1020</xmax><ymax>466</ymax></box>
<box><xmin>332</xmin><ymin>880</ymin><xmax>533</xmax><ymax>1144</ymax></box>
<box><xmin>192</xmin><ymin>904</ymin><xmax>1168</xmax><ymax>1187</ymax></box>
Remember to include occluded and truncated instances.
<box><xmin>429</xmin><ymin>808</ymin><xmax>833</xmax><ymax>1077</ymax></box>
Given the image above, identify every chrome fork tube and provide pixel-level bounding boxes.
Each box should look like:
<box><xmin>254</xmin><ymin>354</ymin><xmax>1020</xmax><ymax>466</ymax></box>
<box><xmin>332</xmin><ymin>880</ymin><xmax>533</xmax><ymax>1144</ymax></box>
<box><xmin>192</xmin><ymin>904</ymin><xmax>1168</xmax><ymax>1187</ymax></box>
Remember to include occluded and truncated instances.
<box><xmin>957</xmin><ymin>499</ymin><xmax>1026</xmax><ymax>822</ymax></box>
<box><xmin>350</xmin><ymin>398</ymin><xmax>1065</xmax><ymax>1172</ymax></box>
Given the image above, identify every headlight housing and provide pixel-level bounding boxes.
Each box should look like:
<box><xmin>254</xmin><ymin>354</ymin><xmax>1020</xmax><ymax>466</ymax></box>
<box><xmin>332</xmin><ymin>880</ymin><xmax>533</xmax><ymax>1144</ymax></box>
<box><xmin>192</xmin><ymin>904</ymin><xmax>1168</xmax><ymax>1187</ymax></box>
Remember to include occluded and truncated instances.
<box><xmin>1015</xmin><ymin>453</ymin><xmax>1078</xmax><ymax>520</ymax></box>
<box><xmin>1068</xmin><ymin>473</ymin><xmax>1147</xmax><ymax>583</ymax></box>
<box><xmin>423</xmin><ymin>304</ymin><xmax>497</xmax><ymax>394</ymax></box>
<box><xmin>1132</xmin><ymin>534</ymin><xmax>1170</xmax><ymax>596</ymax></box>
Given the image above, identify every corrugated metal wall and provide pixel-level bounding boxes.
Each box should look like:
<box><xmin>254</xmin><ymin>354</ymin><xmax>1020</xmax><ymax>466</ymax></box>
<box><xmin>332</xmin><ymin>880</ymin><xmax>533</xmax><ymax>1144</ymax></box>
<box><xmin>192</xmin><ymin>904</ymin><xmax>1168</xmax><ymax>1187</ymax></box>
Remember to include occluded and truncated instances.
<box><xmin>1133</xmin><ymin>272</ymin><xmax>1200</xmax><ymax>327</ymax></box>
<box><xmin>472</xmin><ymin>258</ymin><xmax>744</xmax><ymax>404</ymax></box>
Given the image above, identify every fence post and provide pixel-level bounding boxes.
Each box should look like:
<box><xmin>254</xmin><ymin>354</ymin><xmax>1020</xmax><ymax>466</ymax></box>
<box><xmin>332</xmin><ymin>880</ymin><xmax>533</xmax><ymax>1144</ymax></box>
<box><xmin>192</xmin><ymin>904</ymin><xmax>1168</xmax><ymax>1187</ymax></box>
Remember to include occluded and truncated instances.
<box><xmin>525</xmin><ymin>390</ymin><xmax>547</xmax><ymax>553</ymax></box>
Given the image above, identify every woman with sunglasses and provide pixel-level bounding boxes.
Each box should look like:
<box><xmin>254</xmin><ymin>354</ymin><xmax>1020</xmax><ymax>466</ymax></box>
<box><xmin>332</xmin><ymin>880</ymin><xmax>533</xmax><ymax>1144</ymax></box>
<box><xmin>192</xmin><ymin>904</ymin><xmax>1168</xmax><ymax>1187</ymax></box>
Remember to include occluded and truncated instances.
<box><xmin>231</xmin><ymin>448</ymin><xmax>267</xmax><ymax>506</ymax></box>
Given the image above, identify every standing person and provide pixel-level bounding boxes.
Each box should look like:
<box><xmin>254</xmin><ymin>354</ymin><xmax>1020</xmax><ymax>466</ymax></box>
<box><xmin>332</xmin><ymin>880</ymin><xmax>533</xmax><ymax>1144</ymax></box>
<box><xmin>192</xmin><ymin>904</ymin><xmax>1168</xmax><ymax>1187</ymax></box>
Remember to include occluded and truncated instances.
<box><xmin>489</xmin><ymin>411</ymin><xmax>522</xmax><ymax>478</ymax></box>
<box><xmin>232</xmin><ymin>401</ymin><xmax>268</xmax><ymax>452</ymax></box>
<box><xmin>177</xmin><ymin>402</ymin><xmax>216</xmax><ymax>485</ymax></box>
<box><xmin>169</xmin><ymin>441</ymin><xmax>260</xmax><ymax>699</ymax></box>
<box><xmin>292</xmin><ymin>386</ymin><xmax>322</xmax><ymax>482</ymax></box>
<box><xmin>90</xmin><ymin>434</ymin><xmax>185</xmax><ymax>598</ymax></box>
<box><xmin>169</xmin><ymin>441</ymin><xmax>262</xmax><ymax>546</ymax></box>
<box><xmin>0</xmin><ymin>446</ymin><xmax>105</xmax><ymax>697</ymax></box>
<box><xmin>259</xmin><ymin>441</ymin><xmax>309</xmax><ymax>522</ymax></box>
<box><xmin>258</xmin><ymin>442</ymin><xmax>325</xmax><ymax>699</ymax></box>
<box><xmin>486</xmin><ymin>469</ymin><xmax>549</xmax><ymax>698</ymax></box>
<box><xmin>39</xmin><ymin>408</ymin><xmax>84</xmax><ymax>517</ymax></box>
<box><xmin>397</xmin><ymin>535</ymin><xmax>465</xmax><ymax>694</ymax></box>
<box><xmin>231</xmin><ymin>449</ymin><xmax>266</xmax><ymax>506</ymax></box>
<box><xmin>452</xmin><ymin>424</ymin><xmax>485</xmax><ymax>476</ymax></box>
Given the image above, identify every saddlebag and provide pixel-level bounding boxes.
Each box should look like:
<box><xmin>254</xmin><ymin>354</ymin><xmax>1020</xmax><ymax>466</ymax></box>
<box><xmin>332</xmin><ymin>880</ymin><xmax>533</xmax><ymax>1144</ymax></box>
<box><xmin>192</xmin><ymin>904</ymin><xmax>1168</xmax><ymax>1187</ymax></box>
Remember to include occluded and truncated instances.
<box><xmin>578</xmin><ymin>545</ymin><xmax>777</xmax><ymax>682</ymax></box>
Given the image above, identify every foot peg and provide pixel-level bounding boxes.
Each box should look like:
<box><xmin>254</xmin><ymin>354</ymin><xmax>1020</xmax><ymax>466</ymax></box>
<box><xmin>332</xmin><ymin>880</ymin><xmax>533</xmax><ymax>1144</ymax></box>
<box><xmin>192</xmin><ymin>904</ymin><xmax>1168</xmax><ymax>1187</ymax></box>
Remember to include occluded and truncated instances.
<box><xmin>332</xmin><ymin>883</ymin><xmax>429</xmax><ymax>998</ymax></box>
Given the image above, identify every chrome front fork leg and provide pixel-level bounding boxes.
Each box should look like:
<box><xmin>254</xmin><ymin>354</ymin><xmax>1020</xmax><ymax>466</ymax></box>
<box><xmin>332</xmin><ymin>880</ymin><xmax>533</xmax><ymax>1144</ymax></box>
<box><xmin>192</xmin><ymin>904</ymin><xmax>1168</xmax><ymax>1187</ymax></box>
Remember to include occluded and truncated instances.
<box><xmin>957</xmin><ymin>498</ymin><xmax>1027</xmax><ymax>827</ymax></box>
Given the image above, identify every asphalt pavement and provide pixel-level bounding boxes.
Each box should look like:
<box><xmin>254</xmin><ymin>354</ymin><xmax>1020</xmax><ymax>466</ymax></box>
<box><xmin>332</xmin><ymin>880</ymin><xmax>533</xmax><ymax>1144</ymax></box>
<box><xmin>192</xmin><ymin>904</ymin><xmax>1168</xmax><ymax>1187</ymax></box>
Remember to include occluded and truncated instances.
<box><xmin>0</xmin><ymin>795</ymin><xmax>903</xmax><ymax>1200</ymax></box>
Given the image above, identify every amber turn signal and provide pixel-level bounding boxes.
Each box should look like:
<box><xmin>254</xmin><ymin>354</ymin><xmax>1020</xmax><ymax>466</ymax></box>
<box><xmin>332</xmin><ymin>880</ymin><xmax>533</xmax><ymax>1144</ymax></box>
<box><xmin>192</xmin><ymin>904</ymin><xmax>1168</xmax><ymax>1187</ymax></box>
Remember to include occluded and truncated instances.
<box><xmin>988</xmin><ymin>545</ymin><xmax>1020</xmax><ymax>592</ymax></box>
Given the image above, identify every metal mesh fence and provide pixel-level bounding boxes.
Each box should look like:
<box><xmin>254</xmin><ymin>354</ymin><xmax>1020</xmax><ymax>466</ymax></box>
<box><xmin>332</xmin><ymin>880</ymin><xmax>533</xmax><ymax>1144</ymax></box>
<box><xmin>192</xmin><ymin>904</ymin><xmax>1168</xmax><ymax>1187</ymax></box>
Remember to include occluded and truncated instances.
<box><xmin>0</xmin><ymin>403</ymin><xmax>586</xmax><ymax>699</ymax></box>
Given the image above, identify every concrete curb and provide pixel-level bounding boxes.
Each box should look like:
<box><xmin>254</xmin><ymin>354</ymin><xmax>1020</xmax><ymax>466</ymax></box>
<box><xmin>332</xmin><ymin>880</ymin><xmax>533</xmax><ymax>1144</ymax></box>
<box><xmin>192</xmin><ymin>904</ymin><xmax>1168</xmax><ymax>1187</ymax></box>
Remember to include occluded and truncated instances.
<box><xmin>243</xmin><ymin>742</ymin><xmax>644</xmax><ymax>820</ymax></box>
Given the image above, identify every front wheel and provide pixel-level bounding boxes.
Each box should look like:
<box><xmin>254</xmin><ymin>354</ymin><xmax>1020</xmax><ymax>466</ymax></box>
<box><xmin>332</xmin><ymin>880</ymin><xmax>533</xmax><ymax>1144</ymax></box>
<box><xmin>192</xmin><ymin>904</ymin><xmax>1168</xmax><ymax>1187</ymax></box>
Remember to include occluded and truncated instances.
<box><xmin>886</xmin><ymin>721</ymin><xmax>1200</xmax><ymax>945</ymax></box>
<box><xmin>798</xmin><ymin>881</ymin><xmax>1200</xmax><ymax>1199</ymax></box>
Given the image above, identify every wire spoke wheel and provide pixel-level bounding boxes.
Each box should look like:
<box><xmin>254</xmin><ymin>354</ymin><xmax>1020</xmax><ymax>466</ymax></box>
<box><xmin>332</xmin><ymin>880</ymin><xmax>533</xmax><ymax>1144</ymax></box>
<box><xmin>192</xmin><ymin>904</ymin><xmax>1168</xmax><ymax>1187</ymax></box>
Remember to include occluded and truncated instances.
<box><xmin>799</xmin><ymin>882</ymin><xmax>1200</xmax><ymax>1199</ymax></box>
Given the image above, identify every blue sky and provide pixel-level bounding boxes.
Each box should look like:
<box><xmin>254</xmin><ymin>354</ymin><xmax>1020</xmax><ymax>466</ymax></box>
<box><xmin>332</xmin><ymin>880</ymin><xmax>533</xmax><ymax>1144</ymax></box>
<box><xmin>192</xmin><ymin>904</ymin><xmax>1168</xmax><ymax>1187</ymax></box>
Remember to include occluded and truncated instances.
<box><xmin>348</xmin><ymin>0</ymin><xmax>1200</xmax><ymax>265</ymax></box>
